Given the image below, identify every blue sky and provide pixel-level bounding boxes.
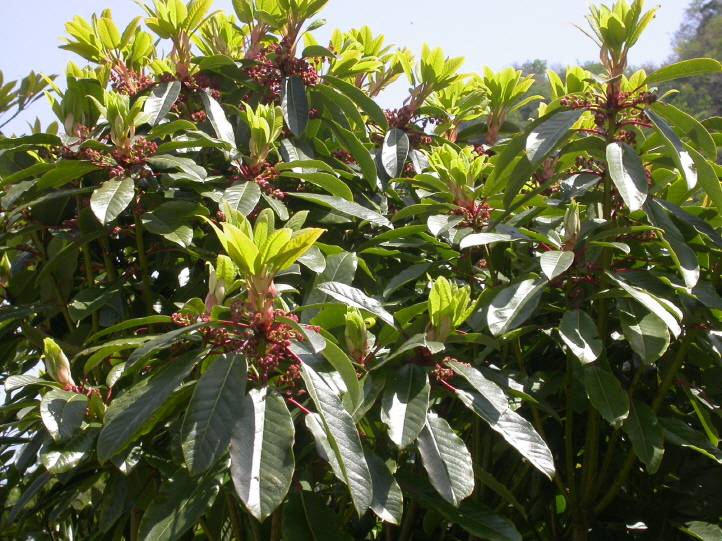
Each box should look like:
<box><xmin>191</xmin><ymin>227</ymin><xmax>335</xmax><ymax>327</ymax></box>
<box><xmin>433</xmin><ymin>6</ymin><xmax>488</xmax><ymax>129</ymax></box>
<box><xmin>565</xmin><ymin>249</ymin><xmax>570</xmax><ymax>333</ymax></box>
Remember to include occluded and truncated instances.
<box><xmin>0</xmin><ymin>0</ymin><xmax>689</xmax><ymax>133</ymax></box>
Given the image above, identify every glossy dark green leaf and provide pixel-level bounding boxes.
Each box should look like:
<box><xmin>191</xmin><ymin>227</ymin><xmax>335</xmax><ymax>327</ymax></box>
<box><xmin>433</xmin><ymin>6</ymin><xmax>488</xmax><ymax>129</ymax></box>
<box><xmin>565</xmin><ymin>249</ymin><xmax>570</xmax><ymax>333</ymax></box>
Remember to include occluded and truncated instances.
<box><xmin>300</xmin><ymin>360</ymin><xmax>372</xmax><ymax>515</ymax></box>
<box><xmin>281</xmin><ymin>76</ymin><xmax>309</xmax><ymax>136</ymax></box>
<box><xmin>540</xmin><ymin>250</ymin><xmax>575</xmax><ymax>280</ymax></box>
<box><xmin>582</xmin><ymin>365</ymin><xmax>629</xmax><ymax>427</ymax></box>
<box><xmin>606</xmin><ymin>142</ymin><xmax>648</xmax><ymax>211</ymax></box>
<box><xmin>201</xmin><ymin>91</ymin><xmax>237</xmax><ymax>151</ymax></box>
<box><xmin>40</xmin><ymin>390</ymin><xmax>88</xmax><ymax>442</ymax></box>
<box><xmin>288</xmin><ymin>192</ymin><xmax>391</xmax><ymax>228</ymax></box>
<box><xmin>316</xmin><ymin>281</ymin><xmax>394</xmax><ymax>327</ymax></box>
<box><xmin>366</xmin><ymin>451</ymin><xmax>403</xmax><ymax>525</ymax></box>
<box><xmin>230</xmin><ymin>387</ymin><xmax>294</xmax><ymax>522</ymax></box>
<box><xmin>328</xmin><ymin>121</ymin><xmax>378</xmax><ymax>190</ymax></box>
<box><xmin>282</xmin><ymin>490</ymin><xmax>353</xmax><ymax>541</ymax></box>
<box><xmin>181</xmin><ymin>354</ymin><xmax>246</xmax><ymax>476</ymax></box>
<box><xmin>486</xmin><ymin>279</ymin><xmax>545</xmax><ymax>336</ymax></box>
<box><xmin>526</xmin><ymin>109</ymin><xmax>583</xmax><ymax>164</ymax></box>
<box><xmin>380</xmin><ymin>364</ymin><xmax>430</xmax><ymax>449</ymax></box>
<box><xmin>623</xmin><ymin>400</ymin><xmax>664</xmax><ymax>474</ymax></box>
<box><xmin>644</xmin><ymin>58</ymin><xmax>722</xmax><ymax>86</ymax></box>
<box><xmin>449</xmin><ymin>360</ymin><xmax>556</xmax><ymax>479</ymax></box>
<box><xmin>40</xmin><ymin>426</ymin><xmax>98</xmax><ymax>474</ymax></box>
<box><xmin>222</xmin><ymin>182</ymin><xmax>261</xmax><ymax>215</ymax></box>
<box><xmin>416</xmin><ymin>411</ymin><xmax>475</xmax><ymax>506</ymax></box>
<box><xmin>138</xmin><ymin>463</ymin><xmax>224</xmax><ymax>541</ymax></box>
<box><xmin>324</xmin><ymin>75</ymin><xmax>389</xmax><ymax>130</ymax></box>
<box><xmin>144</xmin><ymin>81</ymin><xmax>181</xmax><ymax>126</ymax></box>
<box><xmin>559</xmin><ymin>309</ymin><xmax>602</xmax><ymax>364</ymax></box>
<box><xmin>97</xmin><ymin>352</ymin><xmax>198</xmax><ymax>462</ymax></box>
<box><xmin>147</xmin><ymin>155</ymin><xmax>207</xmax><ymax>182</ymax></box>
<box><xmin>90</xmin><ymin>177</ymin><xmax>135</xmax><ymax>224</ymax></box>
<box><xmin>381</xmin><ymin>128</ymin><xmax>410</xmax><ymax>178</ymax></box>
<box><xmin>646</xmin><ymin>108</ymin><xmax>697</xmax><ymax>190</ymax></box>
<box><xmin>280</xmin><ymin>171</ymin><xmax>353</xmax><ymax>200</ymax></box>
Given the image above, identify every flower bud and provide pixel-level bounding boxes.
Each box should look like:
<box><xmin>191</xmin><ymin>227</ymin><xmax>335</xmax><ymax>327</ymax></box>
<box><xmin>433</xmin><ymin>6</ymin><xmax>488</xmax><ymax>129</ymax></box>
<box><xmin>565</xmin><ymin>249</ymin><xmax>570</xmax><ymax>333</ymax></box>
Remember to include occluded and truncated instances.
<box><xmin>43</xmin><ymin>338</ymin><xmax>75</xmax><ymax>387</ymax></box>
<box><xmin>344</xmin><ymin>307</ymin><xmax>368</xmax><ymax>362</ymax></box>
<box><xmin>564</xmin><ymin>202</ymin><xmax>581</xmax><ymax>244</ymax></box>
<box><xmin>0</xmin><ymin>253</ymin><xmax>10</xmax><ymax>290</ymax></box>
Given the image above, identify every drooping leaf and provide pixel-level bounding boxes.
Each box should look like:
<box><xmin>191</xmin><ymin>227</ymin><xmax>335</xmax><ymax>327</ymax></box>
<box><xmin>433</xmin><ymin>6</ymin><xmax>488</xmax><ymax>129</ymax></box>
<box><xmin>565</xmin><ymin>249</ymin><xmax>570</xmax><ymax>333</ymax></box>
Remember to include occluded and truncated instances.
<box><xmin>328</xmin><ymin>121</ymin><xmax>378</xmax><ymax>190</ymax></box>
<box><xmin>40</xmin><ymin>390</ymin><xmax>88</xmax><ymax>442</ymax></box>
<box><xmin>300</xmin><ymin>361</ymin><xmax>372</xmax><ymax>515</ymax></box>
<box><xmin>365</xmin><ymin>451</ymin><xmax>403</xmax><ymax>525</ymax></box>
<box><xmin>416</xmin><ymin>411</ymin><xmax>475</xmax><ymax>506</ymax></box>
<box><xmin>539</xmin><ymin>250</ymin><xmax>575</xmax><ymax>280</ymax></box>
<box><xmin>201</xmin><ymin>91</ymin><xmax>237</xmax><ymax>151</ymax></box>
<box><xmin>40</xmin><ymin>427</ymin><xmax>97</xmax><ymax>474</ymax></box>
<box><xmin>230</xmin><ymin>388</ymin><xmax>295</xmax><ymax>522</ymax></box>
<box><xmin>222</xmin><ymin>182</ymin><xmax>261</xmax><ymax>215</ymax></box>
<box><xmin>623</xmin><ymin>400</ymin><xmax>664</xmax><ymax>474</ymax></box>
<box><xmin>679</xmin><ymin>521</ymin><xmax>722</xmax><ymax>541</ymax></box>
<box><xmin>317</xmin><ymin>281</ymin><xmax>395</xmax><ymax>327</ymax></box>
<box><xmin>281</xmin><ymin>76</ymin><xmax>309</xmax><ymax>137</ymax></box>
<box><xmin>181</xmin><ymin>354</ymin><xmax>246</xmax><ymax>476</ymax></box>
<box><xmin>324</xmin><ymin>75</ymin><xmax>389</xmax><ymax>130</ymax></box>
<box><xmin>582</xmin><ymin>365</ymin><xmax>629</xmax><ymax>427</ymax></box>
<box><xmin>646</xmin><ymin>108</ymin><xmax>697</xmax><ymax>190</ymax></box>
<box><xmin>97</xmin><ymin>351</ymin><xmax>198</xmax><ymax>462</ymax></box>
<box><xmin>618</xmin><ymin>299</ymin><xmax>670</xmax><ymax>363</ymax></box>
<box><xmin>288</xmin><ymin>192</ymin><xmax>392</xmax><ymax>229</ymax></box>
<box><xmin>282</xmin><ymin>490</ymin><xmax>353</xmax><ymax>541</ymax></box>
<box><xmin>526</xmin><ymin>109</ymin><xmax>583</xmax><ymax>163</ymax></box>
<box><xmin>90</xmin><ymin>177</ymin><xmax>135</xmax><ymax>224</ymax></box>
<box><xmin>558</xmin><ymin>309</ymin><xmax>602</xmax><ymax>364</ymax></box>
<box><xmin>486</xmin><ymin>279</ymin><xmax>546</xmax><ymax>336</ymax></box>
<box><xmin>380</xmin><ymin>364</ymin><xmax>430</xmax><ymax>449</ymax></box>
<box><xmin>381</xmin><ymin>128</ymin><xmax>410</xmax><ymax>178</ymax></box>
<box><xmin>144</xmin><ymin>81</ymin><xmax>181</xmax><ymax>126</ymax></box>
<box><xmin>606</xmin><ymin>142</ymin><xmax>648</xmax><ymax>211</ymax></box>
<box><xmin>281</xmin><ymin>171</ymin><xmax>353</xmax><ymax>200</ymax></box>
<box><xmin>448</xmin><ymin>360</ymin><xmax>556</xmax><ymax>480</ymax></box>
<box><xmin>138</xmin><ymin>463</ymin><xmax>224</xmax><ymax>541</ymax></box>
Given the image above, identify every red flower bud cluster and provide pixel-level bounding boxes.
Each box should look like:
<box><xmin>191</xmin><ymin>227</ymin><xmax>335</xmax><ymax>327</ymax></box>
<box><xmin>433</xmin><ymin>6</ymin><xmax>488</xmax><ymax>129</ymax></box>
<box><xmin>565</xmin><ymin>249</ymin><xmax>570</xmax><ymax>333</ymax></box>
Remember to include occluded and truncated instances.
<box><xmin>110</xmin><ymin>67</ymin><xmax>154</xmax><ymax>96</ymax></box>
<box><xmin>235</xmin><ymin>162</ymin><xmax>285</xmax><ymax>199</ymax></box>
<box><xmin>453</xmin><ymin>200</ymin><xmax>492</xmax><ymax>231</ymax></box>
<box><xmin>333</xmin><ymin>149</ymin><xmax>356</xmax><ymax>164</ymax></box>
<box><xmin>247</xmin><ymin>42</ymin><xmax>320</xmax><ymax>102</ymax></box>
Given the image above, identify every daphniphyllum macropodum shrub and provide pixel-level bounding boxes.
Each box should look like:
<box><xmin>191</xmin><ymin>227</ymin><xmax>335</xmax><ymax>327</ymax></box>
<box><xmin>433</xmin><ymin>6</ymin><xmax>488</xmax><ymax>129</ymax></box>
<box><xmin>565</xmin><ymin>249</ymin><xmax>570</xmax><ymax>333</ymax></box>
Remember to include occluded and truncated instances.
<box><xmin>1</xmin><ymin>0</ymin><xmax>722</xmax><ymax>539</ymax></box>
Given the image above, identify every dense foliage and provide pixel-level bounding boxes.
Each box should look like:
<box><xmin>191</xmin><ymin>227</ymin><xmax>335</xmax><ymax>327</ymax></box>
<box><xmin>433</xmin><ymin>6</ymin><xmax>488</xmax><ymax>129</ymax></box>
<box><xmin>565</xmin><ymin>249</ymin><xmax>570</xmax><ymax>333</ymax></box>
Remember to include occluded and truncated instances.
<box><xmin>1</xmin><ymin>1</ymin><xmax>722</xmax><ymax>539</ymax></box>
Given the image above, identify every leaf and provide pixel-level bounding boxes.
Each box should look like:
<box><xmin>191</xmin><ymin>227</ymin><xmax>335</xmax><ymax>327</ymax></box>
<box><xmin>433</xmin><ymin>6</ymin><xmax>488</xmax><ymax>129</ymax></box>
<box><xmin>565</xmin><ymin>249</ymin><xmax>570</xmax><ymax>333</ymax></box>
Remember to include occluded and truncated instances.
<box><xmin>280</xmin><ymin>171</ymin><xmax>353</xmax><ymax>201</ymax></box>
<box><xmin>288</xmin><ymin>192</ymin><xmax>392</xmax><ymax>229</ymax></box>
<box><xmin>147</xmin><ymin>155</ymin><xmax>207</xmax><ymax>182</ymax></box>
<box><xmin>460</xmin><ymin>232</ymin><xmax>525</xmax><ymax>250</ymax></box>
<box><xmin>381</xmin><ymin>128</ymin><xmax>410</xmax><ymax>178</ymax></box>
<box><xmin>230</xmin><ymin>388</ymin><xmax>295</xmax><ymax>522</ymax></box>
<box><xmin>448</xmin><ymin>360</ymin><xmax>556</xmax><ymax>480</ymax></box>
<box><xmin>222</xmin><ymin>182</ymin><xmax>261</xmax><ymax>215</ymax></box>
<box><xmin>35</xmin><ymin>161</ymin><xmax>100</xmax><ymax>190</ymax></box>
<box><xmin>644</xmin><ymin>199</ymin><xmax>699</xmax><ymax>288</ymax></box>
<box><xmin>607</xmin><ymin>273</ymin><xmax>681</xmax><ymax>338</ymax></box>
<box><xmin>380</xmin><ymin>364</ymin><xmax>430</xmax><ymax>449</ymax></box>
<box><xmin>40</xmin><ymin>390</ymin><xmax>88</xmax><ymax>442</ymax></box>
<box><xmin>329</xmin><ymin>121</ymin><xmax>378</xmax><ymax>190</ymax></box>
<box><xmin>540</xmin><ymin>251</ymin><xmax>575</xmax><ymax>280</ymax></box>
<box><xmin>383</xmin><ymin>262</ymin><xmax>431</xmax><ymax>298</ymax></box>
<box><xmin>90</xmin><ymin>178</ymin><xmax>135</xmax><ymax>224</ymax></box>
<box><xmin>644</xmin><ymin>58</ymin><xmax>722</xmax><ymax>86</ymax></box>
<box><xmin>300</xmin><ymin>360</ymin><xmax>372</xmax><ymax>515</ymax></box>
<box><xmin>144</xmin><ymin>81</ymin><xmax>181</xmax><ymax>126</ymax></box>
<box><xmin>606</xmin><ymin>142</ymin><xmax>648</xmax><ymax>212</ymax></box>
<box><xmin>281</xmin><ymin>76</ymin><xmax>309</xmax><ymax>136</ymax></box>
<box><xmin>261</xmin><ymin>192</ymin><xmax>289</xmax><ymax>220</ymax></box>
<box><xmin>624</xmin><ymin>400</ymin><xmax>664</xmax><ymax>474</ymax></box>
<box><xmin>365</xmin><ymin>451</ymin><xmax>403</xmax><ymax>525</ymax></box>
<box><xmin>646</xmin><ymin>108</ymin><xmax>697</xmax><ymax>190</ymax></box>
<box><xmin>304</xmin><ymin>251</ymin><xmax>358</xmax><ymax>316</ymax></box>
<box><xmin>282</xmin><ymin>490</ymin><xmax>353</xmax><ymax>541</ymax></box>
<box><xmin>316</xmin><ymin>281</ymin><xmax>394</xmax><ymax>327</ymax></box>
<box><xmin>97</xmin><ymin>351</ymin><xmax>197</xmax><ymax>462</ymax></box>
<box><xmin>416</xmin><ymin>411</ymin><xmax>475</xmax><ymax>506</ymax></box>
<box><xmin>181</xmin><ymin>354</ymin><xmax>246</xmax><ymax>476</ymax></box>
<box><xmin>68</xmin><ymin>287</ymin><xmax>118</xmax><ymax>322</ymax></box>
<box><xmin>324</xmin><ymin>75</ymin><xmax>389</xmax><ymax>130</ymax></box>
<box><xmin>649</xmin><ymin>102</ymin><xmax>716</xmax><ymax>160</ymax></box>
<box><xmin>125</xmin><ymin>322</ymin><xmax>205</xmax><ymax>372</ymax></box>
<box><xmin>558</xmin><ymin>309</ymin><xmax>602</xmax><ymax>364</ymax></box>
<box><xmin>200</xmin><ymin>91</ymin><xmax>237</xmax><ymax>151</ymax></box>
<box><xmin>526</xmin><ymin>109</ymin><xmax>583</xmax><ymax>163</ymax></box>
<box><xmin>40</xmin><ymin>427</ymin><xmax>97</xmax><ymax>474</ymax></box>
<box><xmin>619</xmin><ymin>300</ymin><xmax>670</xmax><ymax>363</ymax></box>
<box><xmin>138</xmin><ymin>464</ymin><xmax>224</xmax><ymax>541</ymax></box>
<box><xmin>680</xmin><ymin>521</ymin><xmax>722</xmax><ymax>541</ymax></box>
<box><xmin>688</xmin><ymin>146</ymin><xmax>722</xmax><ymax>211</ymax></box>
<box><xmin>398</xmin><ymin>473</ymin><xmax>522</xmax><ymax>541</ymax></box>
<box><xmin>486</xmin><ymin>279</ymin><xmax>546</xmax><ymax>337</ymax></box>
<box><xmin>582</xmin><ymin>365</ymin><xmax>629</xmax><ymax>427</ymax></box>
